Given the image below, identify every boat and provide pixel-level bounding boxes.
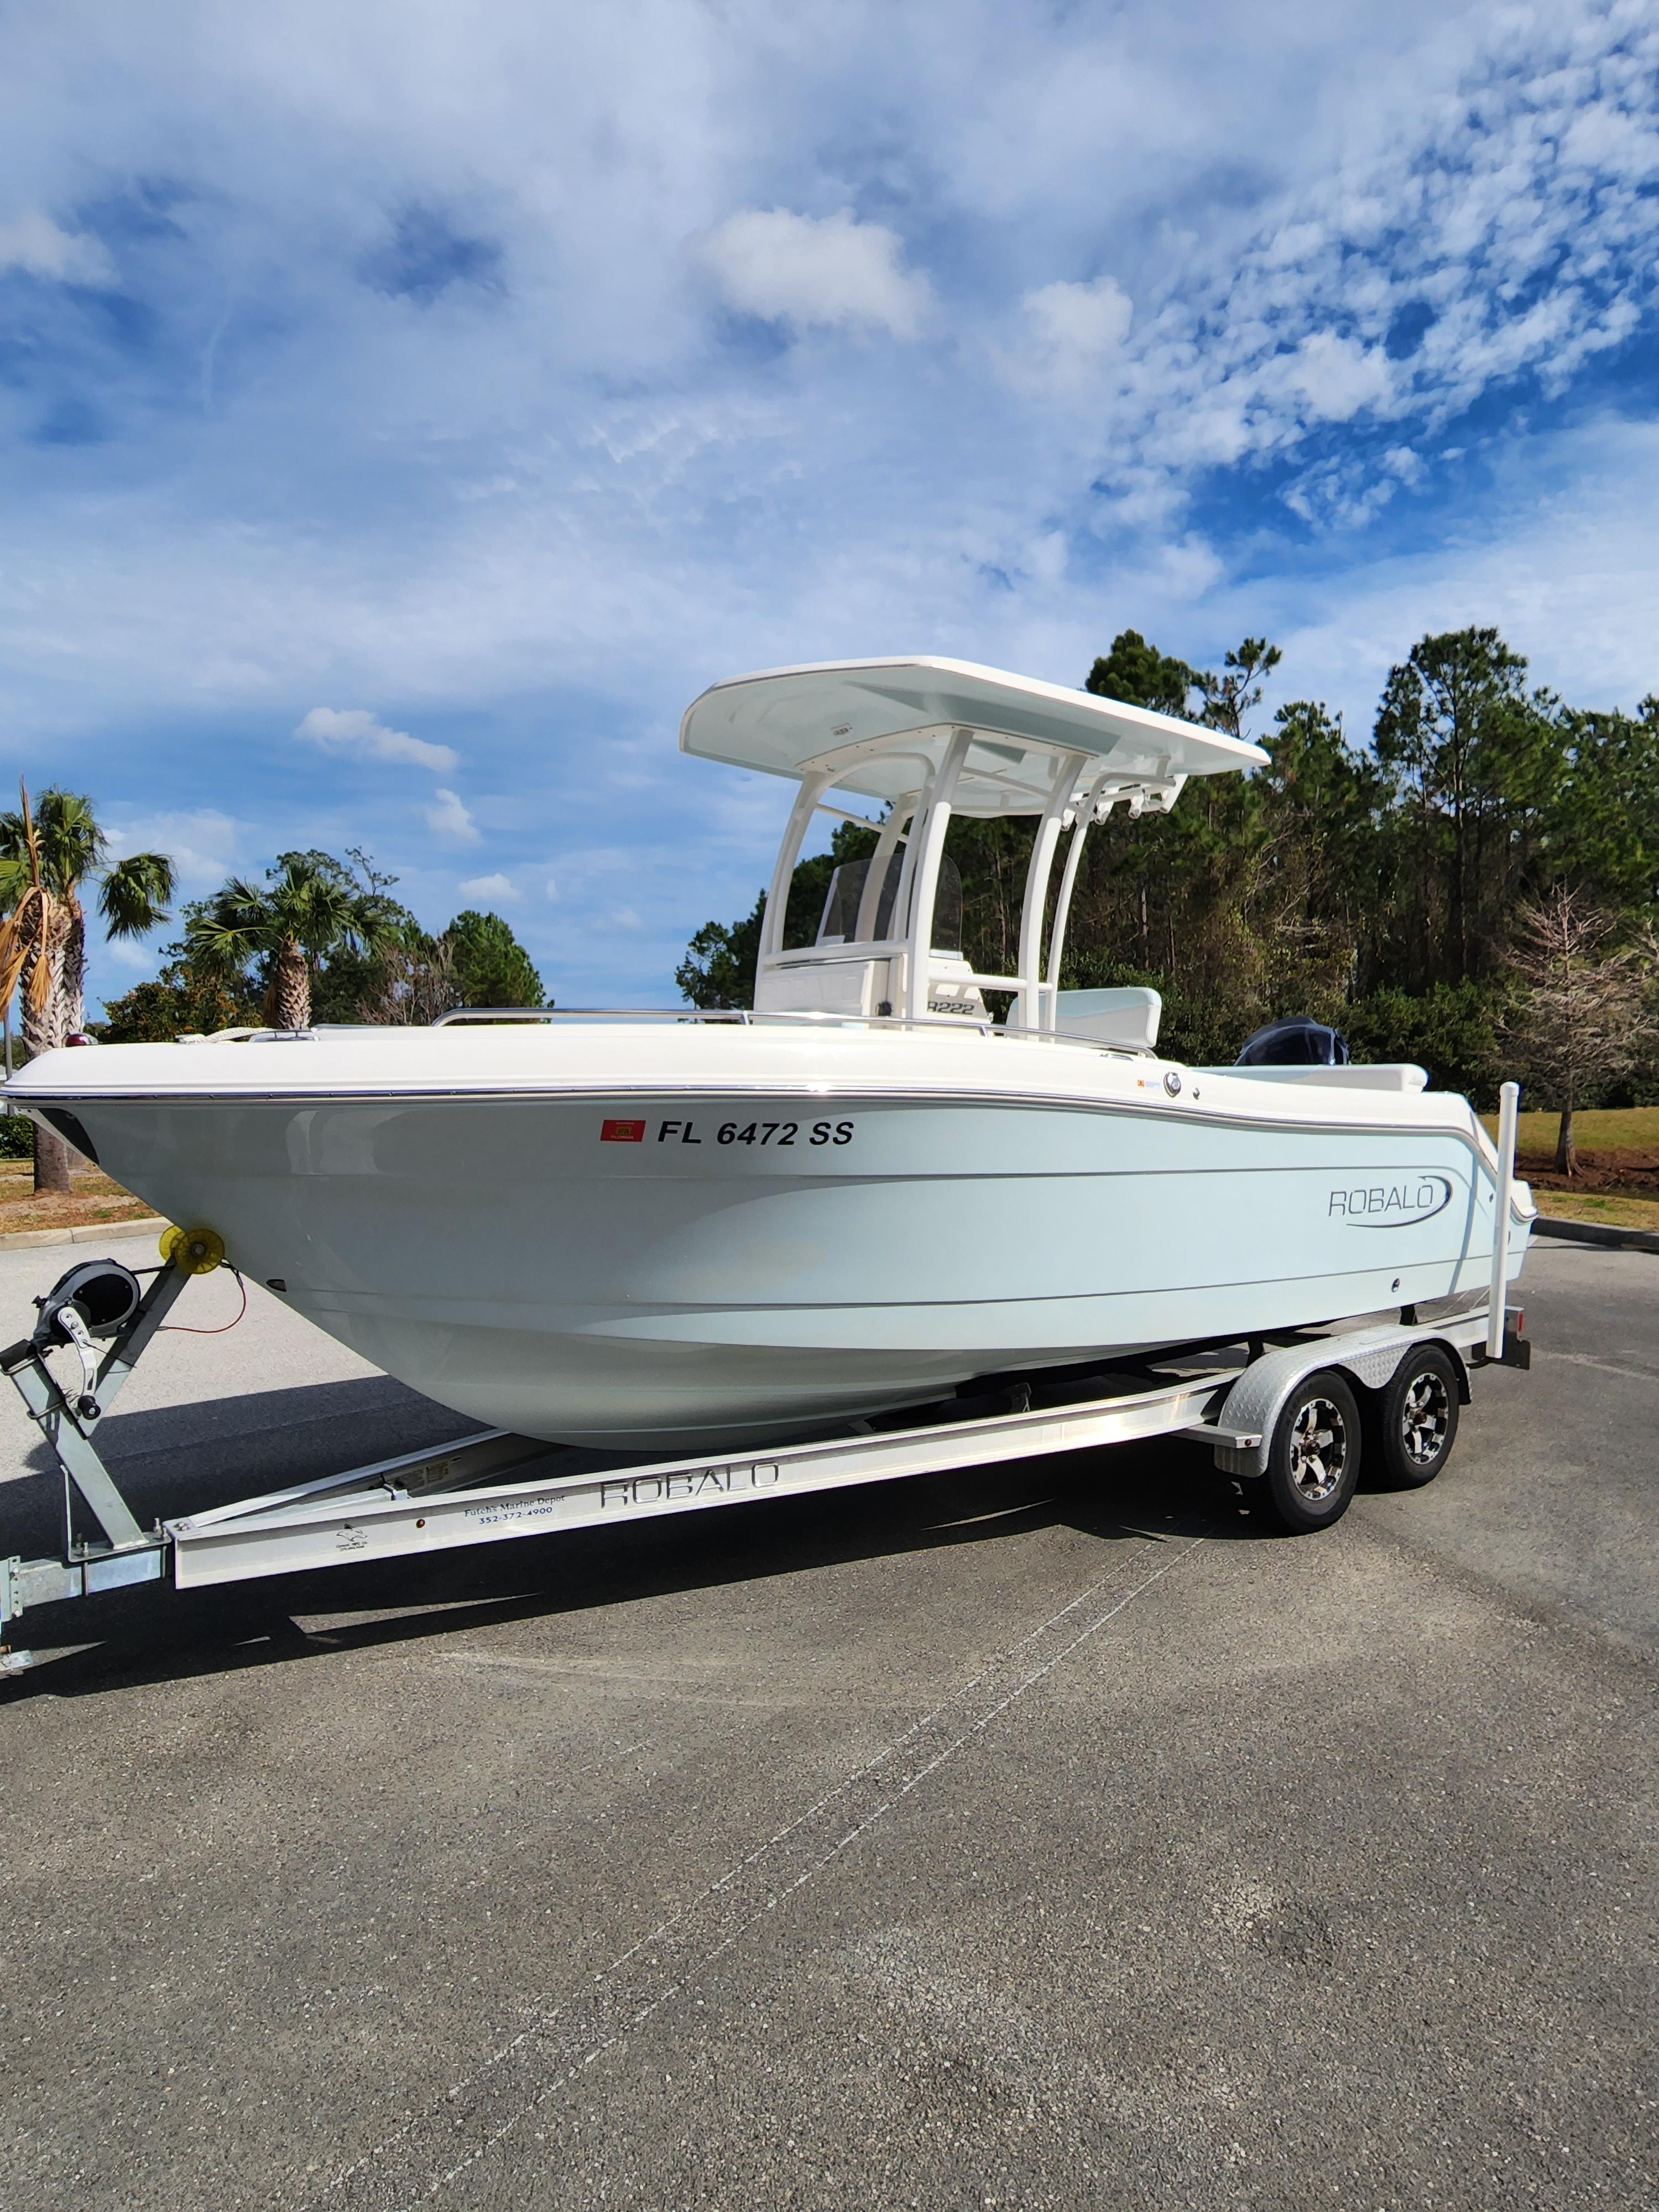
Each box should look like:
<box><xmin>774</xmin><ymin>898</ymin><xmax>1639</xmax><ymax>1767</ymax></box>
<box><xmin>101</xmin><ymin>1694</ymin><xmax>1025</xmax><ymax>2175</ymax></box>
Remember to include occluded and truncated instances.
<box><xmin>7</xmin><ymin>657</ymin><xmax>1534</xmax><ymax>1451</ymax></box>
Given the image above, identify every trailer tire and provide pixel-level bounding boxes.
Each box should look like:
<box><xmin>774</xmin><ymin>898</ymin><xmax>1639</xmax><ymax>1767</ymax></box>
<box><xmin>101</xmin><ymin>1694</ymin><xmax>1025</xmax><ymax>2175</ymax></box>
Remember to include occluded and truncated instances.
<box><xmin>1364</xmin><ymin>1345</ymin><xmax>1459</xmax><ymax>1490</ymax></box>
<box><xmin>1251</xmin><ymin>1370</ymin><xmax>1361</xmax><ymax>1535</ymax></box>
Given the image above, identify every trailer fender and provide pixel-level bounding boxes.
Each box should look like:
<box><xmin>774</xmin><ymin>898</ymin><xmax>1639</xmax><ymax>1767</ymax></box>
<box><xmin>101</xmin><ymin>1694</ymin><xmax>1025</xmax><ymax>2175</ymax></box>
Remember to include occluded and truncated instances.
<box><xmin>1209</xmin><ymin>1327</ymin><xmax>1472</xmax><ymax>1480</ymax></box>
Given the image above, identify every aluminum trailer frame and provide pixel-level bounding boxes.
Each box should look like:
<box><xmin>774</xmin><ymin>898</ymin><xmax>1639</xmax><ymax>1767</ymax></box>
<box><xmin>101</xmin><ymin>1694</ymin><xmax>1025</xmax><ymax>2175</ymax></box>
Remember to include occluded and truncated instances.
<box><xmin>1</xmin><ymin>1274</ymin><xmax>1528</xmax><ymax>1678</ymax></box>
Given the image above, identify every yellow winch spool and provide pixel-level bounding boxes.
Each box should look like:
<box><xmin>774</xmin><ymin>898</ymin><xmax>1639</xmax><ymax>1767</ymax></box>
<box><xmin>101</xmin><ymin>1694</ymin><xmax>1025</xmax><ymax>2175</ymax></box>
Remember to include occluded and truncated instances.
<box><xmin>159</xmin><ymin>1224</ymin><xmax>226</xmax><ymax>1277</ymax></box>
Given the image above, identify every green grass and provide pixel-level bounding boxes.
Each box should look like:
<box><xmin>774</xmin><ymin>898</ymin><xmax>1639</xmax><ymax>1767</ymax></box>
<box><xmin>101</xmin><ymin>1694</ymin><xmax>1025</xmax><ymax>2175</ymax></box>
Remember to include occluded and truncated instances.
<box><xmin>1530</xmin><ymin>1190</ymin><xmax>1659</xmax><ymax>1230</ymax></box>
<box><xmin>1478</xmin><ymin>1105</ymin><xmax>1659</xmax><ymax>1157</ymax></box>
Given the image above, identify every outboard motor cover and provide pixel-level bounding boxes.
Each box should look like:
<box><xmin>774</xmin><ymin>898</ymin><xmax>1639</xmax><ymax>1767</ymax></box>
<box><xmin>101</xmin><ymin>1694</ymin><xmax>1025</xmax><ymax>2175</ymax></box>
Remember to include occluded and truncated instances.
<box><xmin>1237</xmin><ymin>1015</ymin><xmax>1350</xmax><ymax>1067</ymax></box>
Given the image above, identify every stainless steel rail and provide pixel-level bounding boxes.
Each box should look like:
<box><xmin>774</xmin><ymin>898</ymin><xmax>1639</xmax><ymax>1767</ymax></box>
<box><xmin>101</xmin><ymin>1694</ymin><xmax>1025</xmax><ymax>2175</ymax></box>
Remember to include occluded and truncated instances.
<box><xmin>429</xmin><ymin>1004</ymin><xmax>1143</xmax><ymax>1053</ymax></box>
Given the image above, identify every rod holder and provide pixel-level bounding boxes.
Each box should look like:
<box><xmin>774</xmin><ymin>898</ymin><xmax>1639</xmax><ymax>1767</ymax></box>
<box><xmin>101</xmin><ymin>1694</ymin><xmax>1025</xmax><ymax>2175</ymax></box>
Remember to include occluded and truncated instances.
<box><xmin>1486</xmin><ymin>1079</ymin><xmax>1520</xmax><ymax>1359</ymax></box>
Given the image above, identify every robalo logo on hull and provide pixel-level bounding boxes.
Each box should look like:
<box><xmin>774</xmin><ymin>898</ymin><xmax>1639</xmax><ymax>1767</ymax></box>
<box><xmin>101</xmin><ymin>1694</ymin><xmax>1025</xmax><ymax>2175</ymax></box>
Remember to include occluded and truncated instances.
<box><xmin>1328</xmin><ymin>1175</ymin><xmax>1453</xmax><ymax>1227</ymax></box>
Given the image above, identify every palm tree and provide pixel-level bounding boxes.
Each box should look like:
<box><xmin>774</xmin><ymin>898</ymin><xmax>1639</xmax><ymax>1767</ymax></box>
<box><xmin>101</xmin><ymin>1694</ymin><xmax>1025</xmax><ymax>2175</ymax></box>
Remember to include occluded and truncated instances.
<box><xmin>185</xmin><ymin>852</ymin><xmax>393</xmax><ymax>1031</ymax></box>
<box><xmin>0</xmin><ymin>785</ymin><xmax>176</xmax><ymax>1193</ymax></box>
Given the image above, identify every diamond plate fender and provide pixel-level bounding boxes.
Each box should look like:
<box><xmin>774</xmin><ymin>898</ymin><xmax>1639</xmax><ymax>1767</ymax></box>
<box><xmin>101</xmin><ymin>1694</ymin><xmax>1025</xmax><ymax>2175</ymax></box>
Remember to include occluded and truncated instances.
<box><xmin>1211</xmin><ymin>1326</ymin><xmax>1473</xmax><ymax>1479</ymax></box>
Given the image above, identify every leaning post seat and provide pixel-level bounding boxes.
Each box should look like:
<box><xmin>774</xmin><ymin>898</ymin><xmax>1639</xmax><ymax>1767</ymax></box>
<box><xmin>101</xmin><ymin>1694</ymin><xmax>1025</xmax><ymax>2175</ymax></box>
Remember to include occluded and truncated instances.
<box><xmin>1052</xmin><ymin>988</ymin><xmax>1162</xmax><ymax>1051</ymax></box>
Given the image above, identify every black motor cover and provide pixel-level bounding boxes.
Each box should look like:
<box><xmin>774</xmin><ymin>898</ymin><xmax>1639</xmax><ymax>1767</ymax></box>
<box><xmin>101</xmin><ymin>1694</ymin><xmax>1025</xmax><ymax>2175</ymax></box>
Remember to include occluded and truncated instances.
<box><xmin>1237</xmin><ymin>1015</ymin><xmax>1350</xmax><ymax>1067</ymax></box>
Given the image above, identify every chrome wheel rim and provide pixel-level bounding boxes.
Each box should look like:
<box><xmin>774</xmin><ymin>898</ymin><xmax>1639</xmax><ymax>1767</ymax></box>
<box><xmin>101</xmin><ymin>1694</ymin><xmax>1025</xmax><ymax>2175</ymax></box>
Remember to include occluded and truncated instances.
<box><xmin>1399</xmin><ymin>1370</ymin><xmax>1451</xmax><ymax>1467</ymax></box>
<box><xmin>1287</xmin><ymin>1397</ymin><xmax>1347</xmax><ymax>1501</ymax></box>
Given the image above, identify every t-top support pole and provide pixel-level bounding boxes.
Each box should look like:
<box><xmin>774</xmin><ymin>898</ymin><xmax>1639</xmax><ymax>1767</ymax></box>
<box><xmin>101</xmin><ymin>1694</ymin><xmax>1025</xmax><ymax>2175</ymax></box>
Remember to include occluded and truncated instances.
<box><xmin>758</xmin><ymin>771</ymin><xmax>832</xmax><ymax>963</ymax></box>
<box><xmin>1015</xmin><ymin>748</ymin><xmax>1088</xmax><ymax>1033</ymax></box>
<box><xmin>904</xmin><ymin>730</ymin><xmax>973</xmax><ymax>1021</ymax></box>
<box><xmin>1045</xmin><ymin>771</ymin><xmax>1115</xmax><ymax>1006</ymax></box>
<box><xmin>1486</xmin><ymin>1079</ymin><xmax>1520</xmax><ymax>1359</ymax></box>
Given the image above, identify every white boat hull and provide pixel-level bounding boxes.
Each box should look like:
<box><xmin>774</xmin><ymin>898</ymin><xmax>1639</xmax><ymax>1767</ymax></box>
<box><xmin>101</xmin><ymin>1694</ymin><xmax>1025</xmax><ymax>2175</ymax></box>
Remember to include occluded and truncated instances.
<box><xmin>17</xmin><ymin>1026</ymin><xmax>1531</xmax><ymax>1449</ymax></box>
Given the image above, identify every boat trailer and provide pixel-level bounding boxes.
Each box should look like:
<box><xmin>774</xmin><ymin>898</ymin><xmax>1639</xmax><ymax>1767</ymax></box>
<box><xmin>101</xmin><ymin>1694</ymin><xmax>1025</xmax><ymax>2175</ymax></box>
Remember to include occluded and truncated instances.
<box><xmin>0</xmin><ymin>1240</ymin><xmax>1530</xmax><ymax>1679</ymax></box>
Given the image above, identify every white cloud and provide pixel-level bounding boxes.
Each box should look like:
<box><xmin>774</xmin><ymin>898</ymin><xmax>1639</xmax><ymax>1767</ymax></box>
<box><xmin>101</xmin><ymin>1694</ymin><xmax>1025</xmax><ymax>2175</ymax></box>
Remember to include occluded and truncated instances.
<box><xmin>698</xmin><ymin>208</ymin><xmax>932</xmax><ymax>338</ymax></box>
<box><xmin>0</xmin><ymin>210</ymin><xmax>112</xmax><ymax>285</ymax></box>
<box><xmin>102</xmin><ymin>937</ymin><xmax>162</xmax><ymax>973</ymax></box>
<box><xmin>296</xmin><ymin>706</ymin><xmax>457</xmax><ymax>774</ymax></box>
<box><xmin>1283</xmin><ymin>331</ymin><xmax>1393</xmax><ymax>422</ymax></box>
<box><xmin>425</xmin><ymin>788</ymin><xmax>480</xmax><ymax>842</ymax></box>
<box><xmin>100</xmin><ymin>807</ymin><xmax>241</xmax><ymax>897</ymax></box>
<box><xmin>544</xmin><ymin>875</ymin><xmax>557</xmax><ymax>900</ymax></box>
<box><xmin>1018</xmin><ymin>274</ymin><xmax>1133</xmax><ymax>386</ymax></box>
<box><xmin>1268</xmin><ymin>416</ymin><xmax>1659</xmax><ymax>729</ymax></box>
<box><xmin>3</xmin><ymin>0</ymin><xmax>1658</xmax><ymax>1019</ymax></box>
<box><xmin>459</xmin><ymin>870</ymin><xmax>517</xmax><ymax>901</ymax></box>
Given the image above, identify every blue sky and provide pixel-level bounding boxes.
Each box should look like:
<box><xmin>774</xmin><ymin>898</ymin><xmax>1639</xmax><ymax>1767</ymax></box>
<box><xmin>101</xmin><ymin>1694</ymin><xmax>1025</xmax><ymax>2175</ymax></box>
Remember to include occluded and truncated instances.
<box><xmin>3</xmin><ymin>0</ymin><xmax>1657</xmax><ymax>1010</ymax></box>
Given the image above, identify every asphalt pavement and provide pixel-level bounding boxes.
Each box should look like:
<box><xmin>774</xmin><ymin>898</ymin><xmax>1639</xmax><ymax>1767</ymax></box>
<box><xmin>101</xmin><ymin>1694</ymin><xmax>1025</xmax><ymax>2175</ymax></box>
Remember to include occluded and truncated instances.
<box><xmin>0</xmin><ymin>1233</ymin><xmax>1653</xmax><ymax>2212</ymax></box>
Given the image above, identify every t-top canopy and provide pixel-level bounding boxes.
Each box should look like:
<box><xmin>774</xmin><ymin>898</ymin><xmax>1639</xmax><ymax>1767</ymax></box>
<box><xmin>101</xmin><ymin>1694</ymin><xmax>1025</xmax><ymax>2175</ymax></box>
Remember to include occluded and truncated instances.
<box><xmin>679</xmin><ymin>656</ymin><xmax>1268</xmax><ymax>817</ymax></box>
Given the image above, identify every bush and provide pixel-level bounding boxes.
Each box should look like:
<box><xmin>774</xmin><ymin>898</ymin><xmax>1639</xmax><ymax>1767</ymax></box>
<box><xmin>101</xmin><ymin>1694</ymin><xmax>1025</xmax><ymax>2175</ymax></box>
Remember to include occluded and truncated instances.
<box><xmin>97</xmin><ymin>975</ymin><xmax>260</xmax><ymax>1042</ymax></box>
<box><xmin>0</xmin><ymin>1113</ymin><xmax>33</xmax><ymax>1158</ymax></box>
<box><xmin>1342</xmin><ymin>982</ymin><xmax>1512</xmax><ymax>1105</ymax></box>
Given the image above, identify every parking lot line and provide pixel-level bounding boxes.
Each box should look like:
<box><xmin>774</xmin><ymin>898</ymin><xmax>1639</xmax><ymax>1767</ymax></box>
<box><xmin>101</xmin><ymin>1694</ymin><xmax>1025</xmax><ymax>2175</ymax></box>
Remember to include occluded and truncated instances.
<box><xmin>305</xmin><ymin>1533</ymin><xmax>1208</xmax><ymax>2209</ymax></box>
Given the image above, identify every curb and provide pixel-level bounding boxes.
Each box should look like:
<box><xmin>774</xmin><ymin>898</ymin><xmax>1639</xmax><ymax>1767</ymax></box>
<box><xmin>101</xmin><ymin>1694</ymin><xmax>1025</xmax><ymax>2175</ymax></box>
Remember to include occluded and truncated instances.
<box><xmin>1533</xmin><ymin>1213</ymin><xmax>1659</xmax><ymax>1255</ymax></box>
<box><xmin>0</xmin><ymin>1216</ymin><xmax>167</xmax><ymax>1253</ymax></box>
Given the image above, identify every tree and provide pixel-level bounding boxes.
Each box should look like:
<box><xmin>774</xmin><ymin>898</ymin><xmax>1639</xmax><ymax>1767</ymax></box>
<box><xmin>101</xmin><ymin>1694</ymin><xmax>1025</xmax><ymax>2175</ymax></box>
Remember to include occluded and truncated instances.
<box><xmin>1374</xmin><ymin>628</ymin><xmax>1564</xmax><ymax>988</ymax></box>
<box><xmin>1547</xmin><ymin>698</ymin><xmax>1659</xmax><ymax>911</ymax></box>
<box><xmin>443</xmin><ymin>910</ymin><xmax>544</xmax><ymax>1008</ymax></box>
<box><xmin>1191</xmin><ymin>637</ymin><xmax>1284</xmax><ymax>743</ymax></box>
<box><xmin>185</xmin><ymin>851</ymin><xmax>395</xmax><ymax>1030</ymax></box>
<box><xmin>1501</xmin><ymin>886</ymin><xmax>1655</xmax><ymax>1173</ymax></box>
<box><xmin>1086</xmin><ymin>629</ymin><xmax>1196</xmax><ymax>716</ymax></box>
<box><xmin>1253</xmin><ymin>698</ymin><xmax>1392</xmax><ymax>996</ymax></box>
<box><xmin>1063</xmin><ymin>633</ymin><xmax>1288</xmax><ymax>1046</ymax></box>
<box><xmin>132</xmin><ymin>848</ymin><xmax>544</xmax><ymax>1033</ymax></box>
<box><xmin>0</xmin><ymin>785</ymin><xmax>175</xmax><ymax>1193</ymax></box>
<box><xmin>305</xmin><ymin>851</ymin><xmax>441</xmax><ymax>1025</ymax></box>
<box><xmin>1342</xmin><ymin>980</ymin><xmax>1508</xmax><ymax>1102</ymax></box>
<box><xmin>98</xmin><ymin>969</ymin><xmax>262</xmax><ymax>1044</ymax></box>
<box><xmin>357</xmin><ymin>936</ymin><xmax>465</xmax><ymax>1025</ymax></box>
<box><xmin>678</xmin><ymin>895</ymin><xmax>765</xmax><ymax>1010</ymax></box>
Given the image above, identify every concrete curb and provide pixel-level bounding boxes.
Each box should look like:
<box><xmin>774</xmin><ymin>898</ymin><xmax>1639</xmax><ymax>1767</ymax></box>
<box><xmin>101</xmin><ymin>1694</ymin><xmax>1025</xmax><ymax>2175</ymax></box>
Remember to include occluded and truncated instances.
<box><xmin>1533</xmin><ymin>1214</ymin><xmax>1659</xmax><ymax>1255</ymax></box>
<box><xmin>0</xmin><ymin>1216</ymin><xmax>166</xmax><ymax>1253</ymax></box>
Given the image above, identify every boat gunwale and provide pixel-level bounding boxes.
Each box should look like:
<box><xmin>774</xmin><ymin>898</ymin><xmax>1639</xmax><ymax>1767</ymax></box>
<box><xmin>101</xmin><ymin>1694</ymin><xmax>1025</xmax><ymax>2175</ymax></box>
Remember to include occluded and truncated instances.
<box><xmin>10</xmin><ymin>1076</ymin><xmax>1516</xmax><ymax>1168</ymax></box>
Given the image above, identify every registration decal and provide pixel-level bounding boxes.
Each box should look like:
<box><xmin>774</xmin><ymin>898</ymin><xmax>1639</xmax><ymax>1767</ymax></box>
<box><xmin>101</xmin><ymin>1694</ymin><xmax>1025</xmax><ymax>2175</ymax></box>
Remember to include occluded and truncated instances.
<box><xmin>652</xmin><ymin>1118</ymin><xmax>856</xmax><ymax>1147</ymax></box>
<box><xmin>600</xmin><ymin>1118</ymin><xmax>647</xmax><ymax>1142</ymax></box>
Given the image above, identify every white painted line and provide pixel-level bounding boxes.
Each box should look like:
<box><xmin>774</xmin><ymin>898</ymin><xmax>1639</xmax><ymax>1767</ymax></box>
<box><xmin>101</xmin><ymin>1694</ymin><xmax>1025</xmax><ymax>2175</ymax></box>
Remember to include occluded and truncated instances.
<box><xmin>298</xmin><ymin>1530</ymin><xmax>1207</xmax><ymax>2210</ymax></box>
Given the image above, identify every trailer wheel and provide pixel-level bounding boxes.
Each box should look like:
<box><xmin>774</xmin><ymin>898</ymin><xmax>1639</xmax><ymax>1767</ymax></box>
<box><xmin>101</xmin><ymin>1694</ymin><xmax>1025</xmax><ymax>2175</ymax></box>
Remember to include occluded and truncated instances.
<box><xmin>1365</xmin><ymin>1346</ymin><xmax>1460</xmax><ymax>1490</ymax></box>
<box><xmin>1253</xmin><ymin>1370</ymin><xmax>1361</xmax><ymax>1535</ymax></box>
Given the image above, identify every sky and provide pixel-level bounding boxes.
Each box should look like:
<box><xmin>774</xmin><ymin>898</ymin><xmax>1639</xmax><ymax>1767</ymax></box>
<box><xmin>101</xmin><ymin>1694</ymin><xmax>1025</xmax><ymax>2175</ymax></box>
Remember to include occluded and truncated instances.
<box><xmin>2</xmin><ymin>0</ymin><xmax>1657</xmax><ymax>1011</ymax></box>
